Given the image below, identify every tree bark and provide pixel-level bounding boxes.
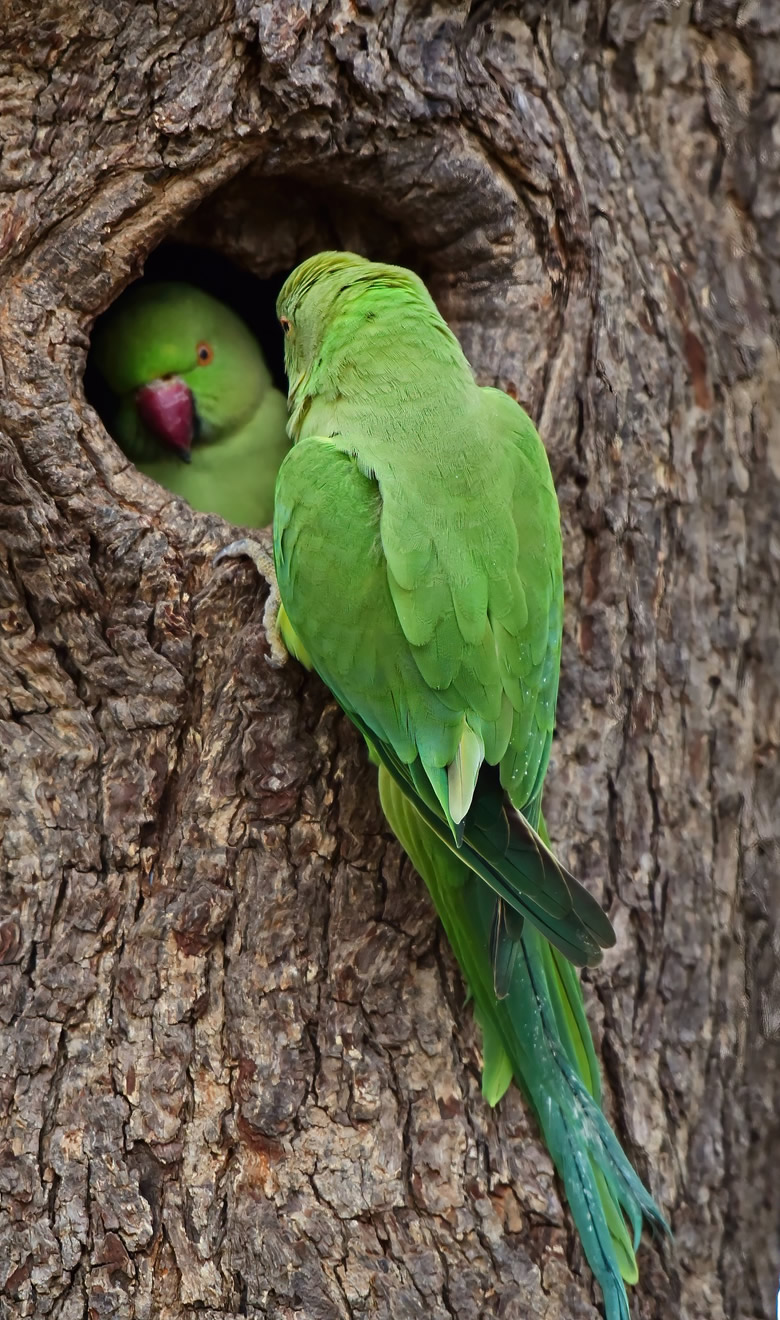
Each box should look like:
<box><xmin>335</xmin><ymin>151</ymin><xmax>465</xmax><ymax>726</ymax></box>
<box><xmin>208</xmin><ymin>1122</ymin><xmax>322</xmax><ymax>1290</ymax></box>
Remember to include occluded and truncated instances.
<box><xmin>1</xmin><ymin>4</ymin><xmax>778</xmax><ymax>1318</ymax></box>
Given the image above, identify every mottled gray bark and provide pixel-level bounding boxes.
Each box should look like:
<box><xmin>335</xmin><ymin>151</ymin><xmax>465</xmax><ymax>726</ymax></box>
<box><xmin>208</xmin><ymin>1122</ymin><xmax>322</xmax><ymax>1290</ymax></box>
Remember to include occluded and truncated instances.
<box><xmin>1</xmin><ymin>4</ymin><xmax>778</xmax><ymax>1319</ymax></box>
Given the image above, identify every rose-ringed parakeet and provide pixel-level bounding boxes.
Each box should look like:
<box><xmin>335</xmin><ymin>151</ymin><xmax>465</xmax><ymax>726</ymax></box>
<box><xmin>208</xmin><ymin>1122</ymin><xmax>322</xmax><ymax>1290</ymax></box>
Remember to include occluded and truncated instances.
<box><xmin>218</xmin><ymin>252</ymin><xmax>668</xmax><ymax>1319</ymax></box>
<box><xmin>92</xmin><ymin>281</ymin><xmax>288</xmax><ymax>526</ymax></box>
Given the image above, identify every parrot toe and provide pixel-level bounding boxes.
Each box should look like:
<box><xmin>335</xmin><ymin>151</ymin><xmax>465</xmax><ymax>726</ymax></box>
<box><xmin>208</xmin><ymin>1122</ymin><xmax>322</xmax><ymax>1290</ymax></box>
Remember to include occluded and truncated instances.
<box><xmin>214</xmin><ymin>537</ymin><xmax>288</xmax><ymax>667</ymax></box>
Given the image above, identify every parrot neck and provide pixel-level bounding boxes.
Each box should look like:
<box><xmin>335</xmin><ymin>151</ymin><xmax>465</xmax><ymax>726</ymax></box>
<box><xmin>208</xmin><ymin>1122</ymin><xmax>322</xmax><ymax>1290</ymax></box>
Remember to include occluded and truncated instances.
<box><xmin>289</xmin><ymin>302</ymin><xmax>475</xmax><ymax>442</ymax></box>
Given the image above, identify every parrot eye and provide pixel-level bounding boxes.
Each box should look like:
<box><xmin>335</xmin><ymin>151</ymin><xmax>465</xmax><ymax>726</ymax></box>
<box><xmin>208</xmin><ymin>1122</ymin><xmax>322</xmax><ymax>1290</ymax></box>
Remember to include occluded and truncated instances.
<box><xmin>280</xmin><ymin>317</ymin><xmax>291</xmax><ymax>335</ymax></box>
<box><xmin>196</xmin><ymin>341</ymin><xmax>214</xmax><ymax>365</ymax></box>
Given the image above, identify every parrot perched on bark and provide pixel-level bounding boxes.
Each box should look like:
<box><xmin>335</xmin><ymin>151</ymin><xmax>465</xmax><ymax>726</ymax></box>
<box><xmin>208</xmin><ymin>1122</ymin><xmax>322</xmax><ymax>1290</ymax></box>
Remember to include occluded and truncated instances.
<box><xmin>92</xmin><ymin>281</ymin><xmax>288</xmax><ymax>526</ymax></box>
<box><xmin>217</xmin><ymin>252</ymin><xmax>667</xmax><ymax>1319</ymax></box>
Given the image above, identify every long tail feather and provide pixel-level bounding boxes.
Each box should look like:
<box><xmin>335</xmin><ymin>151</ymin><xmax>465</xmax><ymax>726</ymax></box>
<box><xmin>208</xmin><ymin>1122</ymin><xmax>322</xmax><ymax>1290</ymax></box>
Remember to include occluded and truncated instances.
<box><xmin>378</xmin><ymin>767</ymin><xmax>669</xmax><ymax>1320</ymax></box>
<box><xmin>365</xmin><ymin>727</ymin><xmax>614</xmax><ymax>968</ymax></box>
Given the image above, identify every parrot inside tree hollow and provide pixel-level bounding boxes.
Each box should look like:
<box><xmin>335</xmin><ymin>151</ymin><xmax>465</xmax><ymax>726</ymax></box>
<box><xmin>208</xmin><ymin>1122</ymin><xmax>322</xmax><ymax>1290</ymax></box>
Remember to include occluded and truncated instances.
<box><xmin>92</xmin><ymin>281</ymin><xmax>289</xmax><ymax>526</ymax></box>
<box><xmin>217</xmin><ymin>251</ymin><xmax>668</xmax><ymax>1320</ymax></box>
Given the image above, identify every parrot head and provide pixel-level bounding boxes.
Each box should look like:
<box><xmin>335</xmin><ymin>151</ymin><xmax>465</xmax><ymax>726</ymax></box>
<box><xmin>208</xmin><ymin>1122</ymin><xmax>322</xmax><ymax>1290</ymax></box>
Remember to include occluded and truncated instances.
<box><xmin>276</xmin><ymin>251</ymin><xmax>449</xmax><ymax>436</ymax></box>
<box><xmin>92</xmin><ymin>281</ymin><xmax>273</xmax><ymax>463</ymax></box>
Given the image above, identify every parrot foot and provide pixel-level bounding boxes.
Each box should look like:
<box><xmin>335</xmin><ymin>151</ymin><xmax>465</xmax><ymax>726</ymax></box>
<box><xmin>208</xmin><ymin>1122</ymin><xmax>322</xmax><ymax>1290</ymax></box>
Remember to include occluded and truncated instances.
<box><xmin>213</xmin><ymin>536</ymin><xmax>288</xmax><ymax>668</ymax></box>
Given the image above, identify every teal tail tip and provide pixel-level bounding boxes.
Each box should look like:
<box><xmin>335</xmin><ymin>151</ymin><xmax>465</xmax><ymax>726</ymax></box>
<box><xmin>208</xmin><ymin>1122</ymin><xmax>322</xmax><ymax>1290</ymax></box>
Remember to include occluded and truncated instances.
<box><xmin>564</xmin><ymin>1058</ymin><xmax>671</xmax><ymax>1232</ymax></box>
<box><xmin>476</xmin><ymin>938</ymin><xmax>672</xmax><ymax>1320</ymax></box>
<box><xmin>375</xmin><ymin>765</ymin><xmax>671</xmax><ymax>1320</ymax></box>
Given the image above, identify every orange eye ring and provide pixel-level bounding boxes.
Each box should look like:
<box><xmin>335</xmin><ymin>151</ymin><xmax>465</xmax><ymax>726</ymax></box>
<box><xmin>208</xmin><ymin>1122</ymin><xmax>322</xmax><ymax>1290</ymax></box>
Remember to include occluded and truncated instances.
<box><xmin>280</xmin><ymin>317</ymin><xmax>291</xmax><ymax>335</ymax></box>
<box><xmin>196</xmin><ymin>341</ymin><xmax>214</xmax><ymax>365</ymax></box>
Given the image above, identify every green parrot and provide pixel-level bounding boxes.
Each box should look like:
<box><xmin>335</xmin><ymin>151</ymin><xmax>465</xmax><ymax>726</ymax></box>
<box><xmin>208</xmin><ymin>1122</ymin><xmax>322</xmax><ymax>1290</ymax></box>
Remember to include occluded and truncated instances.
<box><xmin>91</xmin><ymin>281</ymin><xmax>289</xmax><ymax>526</ymax></box>
<box><xmin>218</xmin><ymin>252</ymin><xmax>668</xmax><ymax>1319</ymax></box>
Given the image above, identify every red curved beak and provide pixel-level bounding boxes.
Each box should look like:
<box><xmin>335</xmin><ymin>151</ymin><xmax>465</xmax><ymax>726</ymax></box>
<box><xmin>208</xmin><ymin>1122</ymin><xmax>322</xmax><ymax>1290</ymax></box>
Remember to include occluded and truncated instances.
<box><xmin>135</xmin><ymin>378</ymin><xmax>194</xmax><ymax>462</ymax></box>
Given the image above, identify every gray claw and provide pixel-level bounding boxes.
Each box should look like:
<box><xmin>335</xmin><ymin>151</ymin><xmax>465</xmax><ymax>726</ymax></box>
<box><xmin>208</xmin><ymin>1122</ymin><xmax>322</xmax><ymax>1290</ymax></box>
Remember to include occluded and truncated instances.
<box><xmin>214</xmin><ymin>537</ymin><xmax>288</xmax><ymax>668</ymax></box>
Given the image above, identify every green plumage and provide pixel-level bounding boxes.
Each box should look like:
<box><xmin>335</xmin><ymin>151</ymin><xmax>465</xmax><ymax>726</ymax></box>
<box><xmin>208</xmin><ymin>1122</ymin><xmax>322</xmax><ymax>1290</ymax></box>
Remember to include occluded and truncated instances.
<box><xmin>92</xmin><ymin>281</ymin><xmax>288</xmax><ymax>526</ymax></box>
<box><xmin>270</xmin><ymin>251</ymin><xmax>667</xmax><ymax>1318</ymax></box>
<box><xmin>275</xmin><ymin>255</ymin><xmax>613</xmax><ymax>972</ymax></box>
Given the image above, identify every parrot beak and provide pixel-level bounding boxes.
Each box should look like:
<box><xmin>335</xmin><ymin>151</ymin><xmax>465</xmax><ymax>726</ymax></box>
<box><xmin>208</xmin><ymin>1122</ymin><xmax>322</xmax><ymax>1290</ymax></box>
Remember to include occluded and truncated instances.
<box><xmin>135</xmin><ymin>377</ymin><xmax>194</xmax><ymax>462</ymax></box>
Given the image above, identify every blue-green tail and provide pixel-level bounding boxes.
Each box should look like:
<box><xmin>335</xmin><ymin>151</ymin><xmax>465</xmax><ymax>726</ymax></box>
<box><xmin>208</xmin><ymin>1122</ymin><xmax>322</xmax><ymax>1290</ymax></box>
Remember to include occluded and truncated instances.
<box><xmin>378</xmin><ymin>767</ymin><xmax>668</xmax><ymax>1320</ymax></box>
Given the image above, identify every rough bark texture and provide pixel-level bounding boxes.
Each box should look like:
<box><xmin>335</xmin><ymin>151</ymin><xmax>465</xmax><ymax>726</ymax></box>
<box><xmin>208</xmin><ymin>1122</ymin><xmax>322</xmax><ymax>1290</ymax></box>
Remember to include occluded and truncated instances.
<box><xmin>1</xmin><ymin>3</ymin><xmax>778</xmax><ymax>1319</ymax></box>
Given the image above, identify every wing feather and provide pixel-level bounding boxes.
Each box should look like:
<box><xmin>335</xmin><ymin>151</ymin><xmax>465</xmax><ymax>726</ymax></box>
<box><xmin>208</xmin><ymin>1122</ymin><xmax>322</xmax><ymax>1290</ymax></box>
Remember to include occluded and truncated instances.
<box><xmin>274</xmin><ymin>413</ymin><xmax>615</xmax><ymax>969</ymax></box>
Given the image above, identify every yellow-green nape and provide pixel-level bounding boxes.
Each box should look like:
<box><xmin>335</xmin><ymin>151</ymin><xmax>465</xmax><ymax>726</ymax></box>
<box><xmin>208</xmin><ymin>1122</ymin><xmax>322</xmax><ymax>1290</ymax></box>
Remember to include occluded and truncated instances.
<box><xmin>276</xmin><ymin>250</ymin><xmax>428</xmax><ymax>317</ymax></box>
<box><xmin>277</xmin><ymin>251</ymin><xmax>366</xmax><ymax>316</ymax></box>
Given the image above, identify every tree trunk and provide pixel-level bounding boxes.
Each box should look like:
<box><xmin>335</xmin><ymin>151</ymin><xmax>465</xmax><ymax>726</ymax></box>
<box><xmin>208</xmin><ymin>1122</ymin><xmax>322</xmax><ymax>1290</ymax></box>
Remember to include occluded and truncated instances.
<box><xmin>1</xmin><ymin>4</ymin><xmax>778</xmax><ymax>1318</ymax></box>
